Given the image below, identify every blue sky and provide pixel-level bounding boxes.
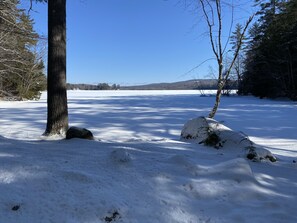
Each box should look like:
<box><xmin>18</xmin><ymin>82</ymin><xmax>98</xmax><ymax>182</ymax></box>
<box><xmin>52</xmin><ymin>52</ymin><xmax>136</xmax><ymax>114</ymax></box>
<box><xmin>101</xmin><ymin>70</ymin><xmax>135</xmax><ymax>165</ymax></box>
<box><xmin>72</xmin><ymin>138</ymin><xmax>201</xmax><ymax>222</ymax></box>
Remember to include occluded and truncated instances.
<box><xmin>21</xmin><ymin>0</ymin><xmax>254</xmax><ymax>85</ymax></box>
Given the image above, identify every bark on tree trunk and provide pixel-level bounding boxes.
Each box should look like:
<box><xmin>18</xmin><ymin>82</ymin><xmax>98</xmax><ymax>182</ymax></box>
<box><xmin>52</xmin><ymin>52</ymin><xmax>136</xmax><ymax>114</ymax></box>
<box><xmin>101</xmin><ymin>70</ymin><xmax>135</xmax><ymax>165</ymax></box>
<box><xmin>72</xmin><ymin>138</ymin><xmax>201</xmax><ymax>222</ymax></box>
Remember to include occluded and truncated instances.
<box><xmin>209</xmin><ymin>81</ymin><xmax>224</xmax><ymax>118</ymax></box>
<box><xmin>44</xmin><ymin>0</ymin><xmax>68</xmax><ymax>135</ymax></box>
<box><xmin>209</xmin><ymin>63</ymin><xmax>224</xmax><ymax>118</ymax></box>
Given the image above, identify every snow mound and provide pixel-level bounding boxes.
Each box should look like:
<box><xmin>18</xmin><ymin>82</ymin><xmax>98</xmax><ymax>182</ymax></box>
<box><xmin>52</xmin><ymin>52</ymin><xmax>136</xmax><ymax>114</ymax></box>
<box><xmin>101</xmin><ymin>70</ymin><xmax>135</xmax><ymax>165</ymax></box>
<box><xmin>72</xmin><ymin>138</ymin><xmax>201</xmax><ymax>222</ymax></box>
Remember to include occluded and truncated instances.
<box><xmin>208</xmin><ymin>158</ymin><xmax>254</xmax><ymax>181</ymax></box>
<box><xmin>180</xmin><ymin>158</ymin><xmax>261</xmax><ymax>203</ymax></box>
<box><xmin>168</xmin><ymin>155</ymin><xmax>202</xmax><ymax>176</ymax></box>
<box><xmin>110</xmin><ymin>148</ymin><xmax>132</xmax><ymax>163</ymax></box>
<box><xmin>181</xmin><ymin>116</ymin><xmax>276</xmax><ymax>162</ymax></box>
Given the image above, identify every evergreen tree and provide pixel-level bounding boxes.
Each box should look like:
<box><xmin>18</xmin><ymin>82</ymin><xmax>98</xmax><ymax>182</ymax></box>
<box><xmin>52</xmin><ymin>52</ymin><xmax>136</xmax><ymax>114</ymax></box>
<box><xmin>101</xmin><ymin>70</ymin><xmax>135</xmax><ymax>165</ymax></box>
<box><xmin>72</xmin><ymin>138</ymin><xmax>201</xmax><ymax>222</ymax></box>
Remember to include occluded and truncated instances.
<box><xmin>240</xmin><ymin>0</ymin><xmax>297</xmax><ymax>99</ymax></box>
<box><xmin>44</xmin><ymin>0</ymin><xmax>68</xmax><ymax>135</ymax></box>
<box><xmin>0</xmin><ymin>0</ymin><xmax>46</xmax><ymax>99</ymax></box>
<box><xmin>230</xmin><ymin>23</ymin><xmax>247</xmax><ymax>87</ymax></box>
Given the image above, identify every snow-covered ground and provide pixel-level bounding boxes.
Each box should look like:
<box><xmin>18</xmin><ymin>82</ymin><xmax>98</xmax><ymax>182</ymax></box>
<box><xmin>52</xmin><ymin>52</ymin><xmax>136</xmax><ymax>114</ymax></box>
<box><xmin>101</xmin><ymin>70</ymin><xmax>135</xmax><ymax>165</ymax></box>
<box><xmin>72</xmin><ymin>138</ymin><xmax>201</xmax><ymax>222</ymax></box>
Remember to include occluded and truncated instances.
<box><xmin>0</xmin><ymin>90</ymin><xmax>296</xmax><ymax>223</ymax></box>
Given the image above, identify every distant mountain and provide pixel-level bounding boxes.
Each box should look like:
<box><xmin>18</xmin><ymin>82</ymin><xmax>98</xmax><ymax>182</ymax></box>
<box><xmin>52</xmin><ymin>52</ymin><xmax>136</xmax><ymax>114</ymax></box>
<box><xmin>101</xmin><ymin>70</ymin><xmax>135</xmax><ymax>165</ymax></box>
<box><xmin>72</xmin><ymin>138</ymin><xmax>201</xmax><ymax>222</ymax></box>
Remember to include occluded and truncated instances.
<box><xmin>120</xmin><ymin>79</ymin><xmax>219</xmax><ymax>90</ymax></box>
<box><xmin>67</xmin><ymin>79</ymin><xmax>237</xmax><ymax>91</ymax></box>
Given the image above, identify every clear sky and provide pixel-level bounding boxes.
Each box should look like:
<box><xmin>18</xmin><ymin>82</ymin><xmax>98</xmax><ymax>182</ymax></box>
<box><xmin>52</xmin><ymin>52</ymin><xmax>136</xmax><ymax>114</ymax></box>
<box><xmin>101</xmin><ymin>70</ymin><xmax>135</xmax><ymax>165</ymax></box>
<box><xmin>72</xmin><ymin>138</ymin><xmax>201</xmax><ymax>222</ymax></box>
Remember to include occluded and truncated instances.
<box><xmin>21</xmin><ymin>0</ymin><xmax>254</xmax><ymax>85</ymax></box>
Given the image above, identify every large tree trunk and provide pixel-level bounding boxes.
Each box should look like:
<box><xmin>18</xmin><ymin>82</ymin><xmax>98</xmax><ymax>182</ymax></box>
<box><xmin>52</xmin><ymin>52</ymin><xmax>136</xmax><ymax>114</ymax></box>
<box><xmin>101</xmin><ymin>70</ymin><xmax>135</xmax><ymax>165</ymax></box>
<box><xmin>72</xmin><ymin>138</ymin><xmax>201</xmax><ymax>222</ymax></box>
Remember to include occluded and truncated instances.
<box><xmin>44</xmin><ymin>0</ymin><xmax>68</xmax><ymax>135</ymax></box>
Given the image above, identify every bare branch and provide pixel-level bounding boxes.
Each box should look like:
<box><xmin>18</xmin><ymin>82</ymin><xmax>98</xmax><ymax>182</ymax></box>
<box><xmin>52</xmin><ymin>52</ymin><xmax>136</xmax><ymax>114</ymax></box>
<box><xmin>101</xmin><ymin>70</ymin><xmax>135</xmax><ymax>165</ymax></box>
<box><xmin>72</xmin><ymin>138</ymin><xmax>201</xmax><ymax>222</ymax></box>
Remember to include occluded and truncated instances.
<box><xmin>199</xmin><ymin>0</ymin><xmax>219</xmax><ymax>61</ymax></box>
<box><xmin>180</xmin><ymin>58</ymin><xmax>216</xmax><ymax>78</ymax></box>
<box><xmin>222</xmin><ymin>1</ymin><xmax>234</xmax><ymax>55</ymax></box>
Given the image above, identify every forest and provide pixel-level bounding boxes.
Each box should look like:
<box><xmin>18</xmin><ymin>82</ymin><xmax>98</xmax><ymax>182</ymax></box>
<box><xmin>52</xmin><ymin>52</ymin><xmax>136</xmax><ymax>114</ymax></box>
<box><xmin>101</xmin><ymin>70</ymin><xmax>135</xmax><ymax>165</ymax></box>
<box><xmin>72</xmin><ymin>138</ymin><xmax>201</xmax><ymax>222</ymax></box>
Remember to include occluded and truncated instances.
<box><xmin>238</xmin><ymin>0</ymin><xmax>297</xmax><ymax>100</ymax></box>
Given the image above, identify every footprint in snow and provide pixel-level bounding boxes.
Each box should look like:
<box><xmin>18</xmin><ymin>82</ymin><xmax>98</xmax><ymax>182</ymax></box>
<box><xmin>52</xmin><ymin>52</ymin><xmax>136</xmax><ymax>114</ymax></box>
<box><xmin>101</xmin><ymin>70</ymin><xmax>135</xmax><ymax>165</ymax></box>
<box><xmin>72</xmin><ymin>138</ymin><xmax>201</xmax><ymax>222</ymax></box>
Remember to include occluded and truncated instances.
<box><xmin>61</xmin><ymin>171</ymin><xmax>93</xmax><ymax>183</ymax></box>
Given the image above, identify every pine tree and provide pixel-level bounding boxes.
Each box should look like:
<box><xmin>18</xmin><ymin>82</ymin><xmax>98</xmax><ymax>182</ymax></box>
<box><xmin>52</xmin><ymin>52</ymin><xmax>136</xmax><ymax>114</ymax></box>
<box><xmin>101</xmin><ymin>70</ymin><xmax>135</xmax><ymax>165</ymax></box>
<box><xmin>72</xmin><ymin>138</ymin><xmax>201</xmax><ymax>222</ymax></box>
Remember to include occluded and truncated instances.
<box><xmin>240</xmin><ymin>0</ymin><xmax>297</xmax><ymax>99</ymax></box>
<box><xmin>0</xmin><ymin>0</ymin><xmax>46</xmax><ymax>99</ymax></box>
<box><xmin>33</xmin><ymin>0</ymin><xmax>68</xmax><ymax>135</ymax></box>
<box><xmin>230</xmin><ymin>23</ymin><xmax>247</xmax><ymax>87</ymax></box>
<box><xmin>44</xmin><ymin>0</ymin><xmax>68</xmax><ymax>135</ymax></box>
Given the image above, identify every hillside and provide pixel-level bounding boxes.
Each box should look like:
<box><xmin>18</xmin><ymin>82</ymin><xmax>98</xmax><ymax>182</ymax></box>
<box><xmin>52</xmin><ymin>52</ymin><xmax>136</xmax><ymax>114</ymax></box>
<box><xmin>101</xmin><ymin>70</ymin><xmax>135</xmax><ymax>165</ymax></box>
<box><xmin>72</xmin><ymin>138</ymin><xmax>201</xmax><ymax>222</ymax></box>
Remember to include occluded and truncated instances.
<box><xmin>120</xmin><ymin>79</ymin><xmax>218</xmax><ymax>90</ymax></box>
<box><xmin>67</xmin><ymin>79</ymin><xmax>237</xmax><ymax>91</ymax></box>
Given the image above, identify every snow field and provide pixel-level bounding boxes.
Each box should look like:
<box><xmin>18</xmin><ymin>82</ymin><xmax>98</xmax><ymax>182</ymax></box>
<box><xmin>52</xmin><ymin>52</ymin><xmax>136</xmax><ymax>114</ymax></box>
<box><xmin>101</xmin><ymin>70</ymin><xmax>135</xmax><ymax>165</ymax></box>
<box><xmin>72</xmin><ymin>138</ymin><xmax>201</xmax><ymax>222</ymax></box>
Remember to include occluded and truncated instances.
<box><xmin>0</xmin><ymin>90</ymin><xmax>296</xmax><ymax>223</ymax></box>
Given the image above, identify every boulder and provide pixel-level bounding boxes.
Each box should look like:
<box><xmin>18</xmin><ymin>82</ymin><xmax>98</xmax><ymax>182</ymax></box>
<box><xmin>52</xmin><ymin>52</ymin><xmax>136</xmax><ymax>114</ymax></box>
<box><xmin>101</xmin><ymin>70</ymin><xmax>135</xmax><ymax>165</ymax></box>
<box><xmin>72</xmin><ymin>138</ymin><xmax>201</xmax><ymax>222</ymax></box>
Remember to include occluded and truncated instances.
<box><xmin>181</xmin><ymin>116</ymin><xmax>251</xmax><ymax>148</ymax></box>
<box><xmin>181</xmin><ymin>116</ymin><xmax>277</xmax><ymax>162</ymax></box>
<box><xmin>66</xmin><ymin>126</ymin><xmax>94</xmax><ymax>140</ymax></box>
<box><xmin>246</xmin><ymin>146</ymin><xmax>277</xmax><ymax>162</ymax></box>
<box><xmin>180</xmin><ymin>116</ymin><xmax>209</xmax><ymax>142</ymax></box>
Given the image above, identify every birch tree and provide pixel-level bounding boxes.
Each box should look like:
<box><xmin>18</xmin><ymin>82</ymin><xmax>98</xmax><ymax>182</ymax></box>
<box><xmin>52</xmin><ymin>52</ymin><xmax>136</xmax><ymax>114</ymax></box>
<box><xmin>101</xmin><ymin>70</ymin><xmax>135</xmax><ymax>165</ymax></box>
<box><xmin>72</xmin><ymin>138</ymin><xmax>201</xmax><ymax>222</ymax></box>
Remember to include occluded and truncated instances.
<box><xmin>195</xmin><ymin>0</ymin><xmax>253</xmax><ymax>118</ymax></box>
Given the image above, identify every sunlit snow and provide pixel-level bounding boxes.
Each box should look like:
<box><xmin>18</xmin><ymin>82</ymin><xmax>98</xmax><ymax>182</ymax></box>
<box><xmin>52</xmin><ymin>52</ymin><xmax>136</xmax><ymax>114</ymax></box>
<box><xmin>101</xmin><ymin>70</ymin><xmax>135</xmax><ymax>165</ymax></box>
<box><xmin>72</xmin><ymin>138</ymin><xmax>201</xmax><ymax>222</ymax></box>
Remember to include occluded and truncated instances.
<box><xmin>0</xmin><ymin>90</ymin><xmax>296</xmax><ymax>223</ymax></box>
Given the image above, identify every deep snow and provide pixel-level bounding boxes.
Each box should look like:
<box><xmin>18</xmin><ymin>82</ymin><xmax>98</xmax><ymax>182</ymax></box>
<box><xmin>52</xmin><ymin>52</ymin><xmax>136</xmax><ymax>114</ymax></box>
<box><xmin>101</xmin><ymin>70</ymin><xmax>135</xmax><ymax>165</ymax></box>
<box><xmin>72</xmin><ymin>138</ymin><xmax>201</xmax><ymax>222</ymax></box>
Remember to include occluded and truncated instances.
<box><xmin>0</xmin><ymin>90</ymin><xmax>296</xmax><ymax>223</ymax></box>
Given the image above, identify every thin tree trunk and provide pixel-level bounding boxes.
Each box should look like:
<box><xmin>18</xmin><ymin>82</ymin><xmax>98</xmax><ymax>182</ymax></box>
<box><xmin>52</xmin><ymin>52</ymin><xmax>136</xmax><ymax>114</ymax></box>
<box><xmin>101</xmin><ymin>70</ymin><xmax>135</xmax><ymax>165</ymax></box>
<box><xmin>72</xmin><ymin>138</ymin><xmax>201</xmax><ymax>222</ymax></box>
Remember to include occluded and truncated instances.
<box><xmin>209</xmin><ymin>86</ymin><xmax>223</xmax><ymax>118</ymax></box>
<box><xmin>209</xmin><ymin>66</ymin><xmax>224</xmax><ymax>118</ymax></box>
<box><xmin>44</xmin><ymin>0</ymin><xmax>68</xmax><ymax>135</ymax></box>
<box><xmin>208</xmin><ymin>13</ymin><xmax>254</xmax><ymax>118</ymax></box>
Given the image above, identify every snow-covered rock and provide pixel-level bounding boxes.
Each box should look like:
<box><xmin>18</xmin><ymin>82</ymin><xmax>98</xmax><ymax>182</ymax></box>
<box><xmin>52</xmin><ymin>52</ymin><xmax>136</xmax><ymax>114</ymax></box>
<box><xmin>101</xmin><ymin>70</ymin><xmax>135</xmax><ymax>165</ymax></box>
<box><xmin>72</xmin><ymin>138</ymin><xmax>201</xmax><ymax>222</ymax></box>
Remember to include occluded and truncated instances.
<box><xmin>181</xmin><ymin>116</ymin><xmax>277</xmax><ymax>162</ymax></box>
<box><xmin>180</xmin><ymin>116</ymin><xmax>209</xmax><ymax>142</ymax></box>
<box><xmin>181</xmin><ymin>117</ymin><xmax>251</xmax><ymax>147</ymax></box>
<box><xmin>246</xmin><ymin>146</ymin><xmax>277</xmax><ymax>162</ymax></box>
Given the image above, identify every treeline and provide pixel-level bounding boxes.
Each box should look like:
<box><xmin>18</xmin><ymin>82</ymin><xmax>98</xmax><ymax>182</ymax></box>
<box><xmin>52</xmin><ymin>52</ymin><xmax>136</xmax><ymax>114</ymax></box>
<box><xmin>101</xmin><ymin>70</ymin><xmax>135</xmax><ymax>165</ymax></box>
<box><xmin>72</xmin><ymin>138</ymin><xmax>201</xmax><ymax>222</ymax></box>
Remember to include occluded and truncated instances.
<box><xmin>0</xmin><ymin>0</ymin><xmax>46</xmax><ymax>100</ymax></box>
<box><xmin>67</xmin><ymin>83</ymin><xmax>120</xmax><ymax>90</ymax></box>
<box><xmin>239</xmin><ymin>0</ymin><xmax>297</xmax><ymax>100</ymax></box>
<box><xmin>67</xmin><ymin>79</ymin><xmax>237</xmax><ymax>91</ymax></box>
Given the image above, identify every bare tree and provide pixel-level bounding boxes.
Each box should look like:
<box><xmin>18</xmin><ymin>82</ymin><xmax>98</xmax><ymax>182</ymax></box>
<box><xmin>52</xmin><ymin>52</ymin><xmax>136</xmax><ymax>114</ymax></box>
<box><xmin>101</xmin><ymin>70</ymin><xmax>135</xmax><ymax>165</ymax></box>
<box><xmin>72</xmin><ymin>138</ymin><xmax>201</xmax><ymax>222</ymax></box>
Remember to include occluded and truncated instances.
<box><xmin>195</xmin><ymin>0</ymin><xmax>253</xmax><ymax>118</ymax></box>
